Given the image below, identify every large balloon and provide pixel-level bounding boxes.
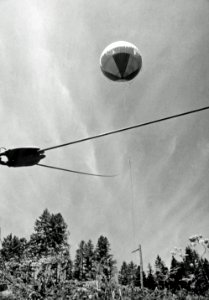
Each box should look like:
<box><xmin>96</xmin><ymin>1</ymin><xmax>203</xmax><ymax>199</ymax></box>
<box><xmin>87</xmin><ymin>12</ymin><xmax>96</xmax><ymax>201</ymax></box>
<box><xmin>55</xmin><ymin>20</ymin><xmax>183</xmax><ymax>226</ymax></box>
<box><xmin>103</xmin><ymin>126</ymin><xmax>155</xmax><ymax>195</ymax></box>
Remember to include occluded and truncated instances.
<box><xmin>100</xmin><ymin>41</ymin><xmax>142</xmax><ymax>82</ymax></box>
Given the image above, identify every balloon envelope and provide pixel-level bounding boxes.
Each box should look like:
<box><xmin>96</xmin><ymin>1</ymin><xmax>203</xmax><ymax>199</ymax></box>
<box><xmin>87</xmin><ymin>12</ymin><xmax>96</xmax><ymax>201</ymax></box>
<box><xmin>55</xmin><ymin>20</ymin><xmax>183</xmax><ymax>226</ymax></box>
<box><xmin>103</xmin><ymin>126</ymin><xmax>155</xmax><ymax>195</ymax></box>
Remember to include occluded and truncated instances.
<box><xmin>100</xmin><ymin>41</ymin><xmax>142</xmax><ymax>82</ymax></box>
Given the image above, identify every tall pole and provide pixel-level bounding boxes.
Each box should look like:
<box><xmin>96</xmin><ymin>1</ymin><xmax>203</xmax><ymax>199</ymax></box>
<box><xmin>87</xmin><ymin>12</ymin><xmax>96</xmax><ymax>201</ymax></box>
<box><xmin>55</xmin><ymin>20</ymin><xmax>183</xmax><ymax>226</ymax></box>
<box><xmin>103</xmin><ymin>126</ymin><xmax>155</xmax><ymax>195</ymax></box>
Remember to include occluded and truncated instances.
<box><xmin>0</xmin><ymin>227</ymin><xmax>2</xmax><ymax>250</ymax></box>
<box><xmin>139</xmin><ymin>244</ymin><xmax>144</xmax><ymax>290</ymax></box>
<box><xmin>132</xmin><ymin>244</ymin><xmax>144</xmax><ymax>290</ymax></box>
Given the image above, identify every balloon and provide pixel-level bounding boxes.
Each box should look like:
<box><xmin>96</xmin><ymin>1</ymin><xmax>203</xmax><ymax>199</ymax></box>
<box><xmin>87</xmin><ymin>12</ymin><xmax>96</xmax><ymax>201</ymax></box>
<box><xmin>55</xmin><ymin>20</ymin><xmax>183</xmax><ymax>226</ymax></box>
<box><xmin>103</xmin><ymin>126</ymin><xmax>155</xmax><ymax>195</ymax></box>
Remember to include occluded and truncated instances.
<box><xmin>100</xmin><ymin>41</ymin><xmax>142</xmax><ymax>82</ymax></box>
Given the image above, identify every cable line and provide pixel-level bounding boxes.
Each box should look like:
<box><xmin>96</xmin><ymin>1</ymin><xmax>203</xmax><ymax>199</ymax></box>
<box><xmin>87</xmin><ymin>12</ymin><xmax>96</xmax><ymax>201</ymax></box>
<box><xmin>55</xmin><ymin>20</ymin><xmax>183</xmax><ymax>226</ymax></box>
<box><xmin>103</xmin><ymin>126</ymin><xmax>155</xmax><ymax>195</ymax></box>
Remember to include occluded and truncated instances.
<box><xmin>129</xmin><ymin>159</ymin><xmax>136</xmax><ymax>249</ymax></box>
<box><xmin>37</xmin><ymin>163</ymin><xmax>117</xmax><ymax>177</ymax></box>
<box><xmin>40</xmin><ymin>105</ymin><xmax>209</xmax><ymax>152</ymax></box>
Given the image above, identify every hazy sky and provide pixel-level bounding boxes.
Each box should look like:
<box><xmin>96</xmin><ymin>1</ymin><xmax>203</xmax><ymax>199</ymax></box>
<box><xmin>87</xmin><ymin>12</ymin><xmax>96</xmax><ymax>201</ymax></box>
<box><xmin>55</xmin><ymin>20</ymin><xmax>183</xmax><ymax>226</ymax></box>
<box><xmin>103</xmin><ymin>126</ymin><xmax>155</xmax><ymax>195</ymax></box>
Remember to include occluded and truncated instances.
<box><xmin>0</xmin><ymin>0</ymin><xmax>209</xmax><ymax>269</ymax></box>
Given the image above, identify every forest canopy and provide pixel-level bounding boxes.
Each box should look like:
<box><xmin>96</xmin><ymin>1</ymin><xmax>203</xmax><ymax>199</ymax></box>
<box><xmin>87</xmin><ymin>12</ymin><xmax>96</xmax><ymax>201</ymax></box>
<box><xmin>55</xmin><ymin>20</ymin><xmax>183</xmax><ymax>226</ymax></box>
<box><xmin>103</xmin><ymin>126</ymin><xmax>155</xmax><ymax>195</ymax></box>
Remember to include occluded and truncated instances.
<box><xmin>0</xmin><ymin>209</ymin><xmax>208</xmax><ymax>299</ymax></box>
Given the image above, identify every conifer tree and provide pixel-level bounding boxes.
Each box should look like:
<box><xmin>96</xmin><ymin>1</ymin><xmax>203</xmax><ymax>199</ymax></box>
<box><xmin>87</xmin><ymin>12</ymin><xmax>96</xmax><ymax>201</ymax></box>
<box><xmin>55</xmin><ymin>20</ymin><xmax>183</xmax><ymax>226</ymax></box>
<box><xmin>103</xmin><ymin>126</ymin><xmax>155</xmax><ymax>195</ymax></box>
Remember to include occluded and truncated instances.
<box><xmin>134</xmin><ymin>266</ymin><xmax>141</xmax><ymax>287</ymax></box>
<box><xmin>94</xmin><ymin>235</ymin><xmax>116</xmax><ymax>281</ymax></box>
<box><xmin>198</xmin><ymin>258</ymin><xmax>209</xmax><ymax>294</ymax></box>
<box><xmin>183</xmin><ymin>246</ymin><xmax>209</xmax><ymax>294</ymax></box>
<box><xmin>145</xmin><ymin>263</ymin><xmax>156</xmax><ymax>290</ymax></box>
<box><xmin>118</xmin><ymin>261</ymin><xmax>129</xmax><ymax>285</ymax></box>
<box><xmin>1</xmin><ymin>234</ymin><xmax>27</xmax><ymax>261</ymax></box>
<box><xmin>83</xmin><ymin>240</ymin><xmax>96</xmax><ymax>280</ymax></box>
<box><xmin>169</xmin><ymin>256</ymin><xmax>185</xmax><ymax>291</ymax></box>
<box><xmin>29</xmin><ymin>209</ymin><xmax>69</xmax><ymax>257</ymax></box>
<box><xmin>184</xmin><ymin>246</ymin><xmax>200</xmax><ymax>275</ymax></box>
<box><xmin>132</xmin><ymin>265</ymin><xmax>146</xmax><ymax>288</ymax></box>
<box><xmin>73</xmin><ymin>240</ymin><xmax>86</xmax><ymax>280</ymax></box>
<box><xmin>154</xmin><ymin>255</ymin><xmax>168</xmax><ymax>289</ymax></box>
<box><xmin>119</xmin><ymin>261</ymin><xmax>137</xmax><ymax>285</ymax></box>
<box><xmin>126</xmin><ymin>261</ymin><xmax>137</xmax><ymax>285</ymax></box>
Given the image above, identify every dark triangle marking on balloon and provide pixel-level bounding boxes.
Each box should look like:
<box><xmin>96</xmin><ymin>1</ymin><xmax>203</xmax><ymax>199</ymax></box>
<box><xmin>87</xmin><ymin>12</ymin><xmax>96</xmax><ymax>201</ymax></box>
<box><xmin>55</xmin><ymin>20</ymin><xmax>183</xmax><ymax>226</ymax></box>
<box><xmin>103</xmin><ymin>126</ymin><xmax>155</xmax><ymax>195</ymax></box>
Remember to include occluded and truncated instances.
<box><xmin>124</xmin><ymin>54</ymin><xmax>142</xmax><ymax>78</ymax></box>
<box><xmin>113</xmin><ymin>52</ymin><xmax>130</xmax><ymax>78</ymax></box>
<box><xmin>102</xmin><ymin>70</ymin><xmax>121</xmax><ymax>81</ymax></box>
<box><xmin>124</xmin><ymin>68</ymin><xmax>141</xmax><ymax>81</ymax></box>
<box><xmin>101</xmin><ymin>56</ymin><xmax>121</xmax><ymax>78</ymax></box>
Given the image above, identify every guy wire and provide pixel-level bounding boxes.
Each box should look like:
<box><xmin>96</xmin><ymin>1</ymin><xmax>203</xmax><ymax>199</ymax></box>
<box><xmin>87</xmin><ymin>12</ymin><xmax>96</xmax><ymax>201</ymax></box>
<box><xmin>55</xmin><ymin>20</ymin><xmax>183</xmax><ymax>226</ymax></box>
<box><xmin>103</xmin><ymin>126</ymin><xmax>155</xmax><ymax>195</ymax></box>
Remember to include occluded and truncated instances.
<box><xmin>129</xmin><ymin>159</ymin><xmax>137</xmax><ymax>250</ymax></box>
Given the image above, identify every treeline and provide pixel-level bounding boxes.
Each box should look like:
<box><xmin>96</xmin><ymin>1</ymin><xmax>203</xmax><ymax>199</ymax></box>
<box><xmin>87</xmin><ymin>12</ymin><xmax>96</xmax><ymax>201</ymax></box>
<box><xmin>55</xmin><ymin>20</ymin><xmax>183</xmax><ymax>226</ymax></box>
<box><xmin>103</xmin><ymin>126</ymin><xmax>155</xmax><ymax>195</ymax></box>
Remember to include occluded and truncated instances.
<box><xmin>0</xmin><ymin>209</ymin><xmax>209</xmax><ymax>298</ymax></box>
<box><xmin>119</xmin><ymin>249</ymin><xmax>209</xmax><ymax>295</ymax></box>
<box><xmin>0</xmin><ymin>209</ymin><xmax>117</xmax><ymax>281</ymax></box>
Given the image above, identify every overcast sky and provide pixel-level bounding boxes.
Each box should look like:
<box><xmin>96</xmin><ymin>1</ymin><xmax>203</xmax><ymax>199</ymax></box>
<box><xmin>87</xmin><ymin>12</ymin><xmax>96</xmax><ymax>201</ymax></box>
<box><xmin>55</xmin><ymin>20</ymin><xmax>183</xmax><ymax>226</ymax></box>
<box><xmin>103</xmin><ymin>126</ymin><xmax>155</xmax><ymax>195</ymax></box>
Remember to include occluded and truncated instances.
<box><xmin>0</xmin><ymin>0</ymin><xmax>209</xmax><ymax>269</ymax></box>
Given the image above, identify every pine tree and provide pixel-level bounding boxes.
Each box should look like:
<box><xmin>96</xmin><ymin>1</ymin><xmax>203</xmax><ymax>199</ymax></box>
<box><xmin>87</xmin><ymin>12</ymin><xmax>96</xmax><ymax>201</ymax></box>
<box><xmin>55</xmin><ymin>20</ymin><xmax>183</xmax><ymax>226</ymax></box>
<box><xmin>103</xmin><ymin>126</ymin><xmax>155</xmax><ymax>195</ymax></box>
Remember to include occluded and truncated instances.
<box><xmin>126</xmin><ymin>261</ymin><xmax>137</xmax><ymax>285</ymax></box>
<box><xmin>169</xmin><ymin>256</ymin><xmax>185</xmax><ymax>291</ymax></box>
<box><xmin>73</xmin><ymin>239</ymin><xmax>96</xmax><ymax>281</ymax></box>
<box><xmin>118</xmin><ymin>261</ymin><xmax>129</xmax><ymax>285</ymax></box>
<box><xmin>94</xmin><ymin>235</ymin><xmax>116</xmax><ymax>281</ymax></box>
<box><xmin>154</xmin><ymin>255</ymin><xmax>168</xmax><ymax>289</ymax></box>
<box><xmin>29</xmin><ymin>209</ymin><xmax>69</xmax><ymax>257</ymax></box>
<box><xmin>183</xmin><ymin>246</ymin><xmax>209</xmax><ymax>294</ymax></box>
<box><xmin>65</xmin><ymin>257</ymin><xmax>73</xmax><ymax>280</ymax></box>
<box><xmin>118</xmin><ymin>261</ymin><xmax>137</xmax><ymax>286</ymax></box>
<box><xmin>197</xmin><ymin>258</ymin><xmax>209</xmax><ymax>294</ymax></box>
<box><xmin>184</xmin><ymin>246</ymin><xmax>200</xmax><ymax>275</ymax></box>
<box><xmin>132</xmin><ymin>265</ymin><xmax>146</xmax><ymax>288</ymax></box>
<box><xmin>134</xmin><ymin>266</ymin><xmax>141</xmax><ymax>287</ymax></box>
<box><xmin>1</xmin><ymin>234</ymin><xmax>27</xmax><ymax>261</ymax></box>
<box><xmin>145</xmin><ymin>263</ymin><xmax>156</xmax><ymax>290</ymax></box>
<box><xmin>83</xmin><ymin>240</ymin><xmax>96</xmax><ymax>280</ymax></box>
<box><xmin>202</xmin><ymin>258</ymin><xmax>209</xmax><ymax>284</ymax></box>
<box><xmin>73</xmin><ymin>240</ymin><xmax>86</xmax><ymax>281</ymax></box>
<box><xmin>49</xmin><ymin>212</ymin><xmax>68</xmax><ymax>251</ymax></box>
